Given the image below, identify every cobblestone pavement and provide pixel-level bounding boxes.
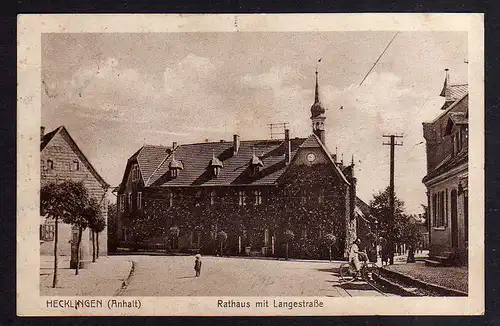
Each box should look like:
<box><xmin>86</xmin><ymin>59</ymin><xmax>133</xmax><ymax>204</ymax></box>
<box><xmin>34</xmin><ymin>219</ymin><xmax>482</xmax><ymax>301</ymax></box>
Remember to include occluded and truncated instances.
<box><xmin>119</xmin><ymin>256</ymin><xmax>386</xmax><ymax>297</ymax></box>
<box><xmin>385</xmin><ymin>261</ymin><xmax>468</xmax><ymax>293</ymax></box>
<box><xmin>40</xmin><ymin>255</ymin><xmax>133</xmax><ymax>296</ymax></box>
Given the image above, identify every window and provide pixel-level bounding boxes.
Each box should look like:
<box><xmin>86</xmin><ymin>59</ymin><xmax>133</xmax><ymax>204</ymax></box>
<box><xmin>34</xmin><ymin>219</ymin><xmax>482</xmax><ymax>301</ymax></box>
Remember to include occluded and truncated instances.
<box><xmin>238</xmin><ymin>190</ymin><xmax>247</xmax><ymax>206</ymax></box>
<box><xmin>71</xmin><ymin>160</ymin><xmax>80</xmax><ymax>171</ymax></box>
<box><xmin>432</xmin><ymin>190</ymin><xmax>446</xmax><ymax>227</ymax></box>
<box><xmin>168</xmin><ymin>191</ymin><xmax>174</xmax><ymax>208</ymax></box>
<box><xmin>119</xmin><ymin>194</ymin><xmax>125</xmax><ymax>212</ymax></box>
<box><xmin>301</xmin><ymin>229</ymin><xmax>307</xmax><ymax>238</ymax></box>
<box><xmin>47</xmin><ymin>159</ymin><xmax>54</xmax><ymax>170</ymax></box>
<box><xmin>137</xmin><ymin>192</ymin><xmax>142</xmax><ymax>210</ymax></box>
<box><xmin>264</xmin><ymin>228</ymin><xmax>270</xmax><ymax>246</ymax></box>
<box><xmin>128</xmin><ymin>193</ymin><xmax>132</xmax><ymax>210</ymax></box>
<box><xmin>210</xmin><ymin>190</ymin><xmax>216</xmax><ymax>206</ymax></box>
<box><xmin>40</xmin><ymin>223</ymin><xmax>55</xmax><ymax>241</ymax></box>
<box><xmin>213</xmin><ymin>166</ymin><xmax>220</xmax><ymax>177</ymax></box>
<box><xmin>254</xmin><ymin>190</ymin><xmax>262</xmax><ymax>205</ymax></box>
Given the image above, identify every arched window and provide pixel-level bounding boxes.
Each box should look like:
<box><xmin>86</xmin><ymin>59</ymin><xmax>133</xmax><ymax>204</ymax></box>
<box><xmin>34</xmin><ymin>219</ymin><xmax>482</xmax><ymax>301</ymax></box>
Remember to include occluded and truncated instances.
<box><xmin>47</xmin><ymin>159</ymin><xmax>54</xmax><ymax>170</ymax></box>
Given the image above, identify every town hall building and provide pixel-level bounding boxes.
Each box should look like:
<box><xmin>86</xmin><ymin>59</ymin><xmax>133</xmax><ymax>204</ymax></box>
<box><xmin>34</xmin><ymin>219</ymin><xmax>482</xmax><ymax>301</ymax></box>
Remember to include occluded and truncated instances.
<box><xmin>115</xmin><ymin>71</ymin><xmax>359</xmax><ymax>259</ymax></box>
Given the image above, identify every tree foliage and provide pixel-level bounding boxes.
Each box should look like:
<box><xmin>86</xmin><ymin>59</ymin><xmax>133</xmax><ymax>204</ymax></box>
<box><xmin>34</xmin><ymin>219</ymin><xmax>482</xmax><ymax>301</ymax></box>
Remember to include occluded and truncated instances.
<box><xmin>40</xmin><ymin>181</ymin><xmax>90</xmax><ymax>285</ymax></box>
<box><xmin>120</xmin><ymin>164</ymin><xmax>351</xmax><ymax>259</ymax></box>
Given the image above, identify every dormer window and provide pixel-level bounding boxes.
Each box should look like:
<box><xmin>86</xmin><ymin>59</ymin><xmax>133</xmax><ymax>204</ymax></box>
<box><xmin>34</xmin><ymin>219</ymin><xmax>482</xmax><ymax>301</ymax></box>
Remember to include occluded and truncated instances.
<box><xmin>169</xmin><ymin>155</ymin><xmax>184</xmax><ymax>178</ymax></box>
<box><xmin>131</xmin><ymin>164</ymin><xmax>140</xmax><ymax>182</ymax></box>
<box><xmin>209</xmin><ymin>152</ymin><xmax>223</xmax><ymax>178</ymax></box>
<box><xmin>249</xmin><ymin>151</ymin><xmax>264</xmax><ymax>176</ymax></box>
<box><xmin>47</xmin><ymin>159</ymin><xmax>54</xmax><ymax>170</ymax></box>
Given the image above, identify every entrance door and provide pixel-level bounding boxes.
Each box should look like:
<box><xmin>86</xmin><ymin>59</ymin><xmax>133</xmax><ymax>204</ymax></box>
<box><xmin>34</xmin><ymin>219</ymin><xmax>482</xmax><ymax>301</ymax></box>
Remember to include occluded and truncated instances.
<box><xmin>451</xmin><ymin>189</ymin><xmax>459</xmax><ymax>248</ymax></box>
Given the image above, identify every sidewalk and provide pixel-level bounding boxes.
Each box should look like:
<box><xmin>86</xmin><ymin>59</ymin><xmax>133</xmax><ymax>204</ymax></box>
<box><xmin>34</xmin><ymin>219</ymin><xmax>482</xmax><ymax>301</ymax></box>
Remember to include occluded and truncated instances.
<box><xmin>40</xmin><ymin>255</ymin><xmax>133</xmax><ymax>296</ymax></box>
<box><xmin>383</xmin><ymin>261</ymin><xmax>468</xmax><ymax>295</ymax></box>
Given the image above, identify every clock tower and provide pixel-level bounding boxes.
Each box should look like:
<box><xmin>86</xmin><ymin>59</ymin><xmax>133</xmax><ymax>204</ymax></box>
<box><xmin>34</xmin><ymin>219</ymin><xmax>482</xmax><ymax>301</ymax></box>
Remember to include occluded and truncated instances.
<box><xmin>310</xmin><ymin>70</ymin><xmax>326</xmax><ymax>144</ymax></box>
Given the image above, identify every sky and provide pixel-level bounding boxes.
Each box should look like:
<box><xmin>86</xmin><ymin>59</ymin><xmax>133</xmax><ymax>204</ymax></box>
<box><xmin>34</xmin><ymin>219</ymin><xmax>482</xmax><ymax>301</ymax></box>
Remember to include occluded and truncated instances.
<box><xmin>41</xmin><ymin>32</ymin><xmax>468</xmax><ymax>214</ymax></box>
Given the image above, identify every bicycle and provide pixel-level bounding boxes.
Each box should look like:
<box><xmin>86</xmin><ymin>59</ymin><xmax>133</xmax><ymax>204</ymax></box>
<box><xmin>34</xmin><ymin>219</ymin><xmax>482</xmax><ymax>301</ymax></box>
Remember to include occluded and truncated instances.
<box><xmin>339</xmin><ymin>259</ymin><xmax>380</xmax><ymax>283</ymax></box>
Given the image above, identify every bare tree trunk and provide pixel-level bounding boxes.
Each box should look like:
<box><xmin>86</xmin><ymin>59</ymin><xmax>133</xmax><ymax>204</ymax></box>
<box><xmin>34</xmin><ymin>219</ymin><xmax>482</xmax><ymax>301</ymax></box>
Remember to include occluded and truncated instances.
<box><xmin>329</xmin><ymin>247</ymin><xmax>332</xmax><ymax>262</ymax></box>
<box><xmin>96</xmin><ymin>232</ymin><xmax>100</xmax><ymax>259</ymax></box>
<box><xmin>92</xmin><ymin>231</ymin><xmax>96</xmax><ymax>263</ymax></box>
<box><xmin>76</xmin><ymin>226</ymin><xmax>83</xmax><ymax>275</ymax></box>
<box><xmin>220</xmin><ymin>241</ymin><xmax>223</xmax><ymax>257</ymax></box>
<box><xmin>286</xmin><ymin>242</ymin><xmax>289</xmax><ymax>260</ymax></box>
<box><xmin>52</xmin><ymin>216</ymin><xmax>59</xmax><ymax>288</ymax></box>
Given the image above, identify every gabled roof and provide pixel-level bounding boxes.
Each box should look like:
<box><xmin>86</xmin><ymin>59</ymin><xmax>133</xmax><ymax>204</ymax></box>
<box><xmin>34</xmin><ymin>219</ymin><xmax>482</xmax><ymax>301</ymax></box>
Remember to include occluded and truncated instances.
<box><xmin>146</xmin><ymin>138</ymin><xmax>307</xmax><ymax>187</ymax></box>
<box><xmin>301</xmin><ymin>134</ymin><xmax>350</xmax><ymax>185</ymax></box>
<box><xmin>444</xmin><ymin>112</ymin><xmax>468</xmax><ymax>136</ymax></box>
<box><xmin>41</xmin><ymin>126</ymin><xmax>63</xmax><ymax>151</ymax></box>
<box><xmin>40</xmin><ymin>126</ymin><xmax>109</xmax><ymax>189</ymax></box>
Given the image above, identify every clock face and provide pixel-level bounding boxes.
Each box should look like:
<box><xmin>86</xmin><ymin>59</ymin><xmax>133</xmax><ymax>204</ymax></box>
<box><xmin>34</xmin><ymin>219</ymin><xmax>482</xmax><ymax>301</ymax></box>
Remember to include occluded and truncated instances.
<box><xmin>306</xmin><ymin>153</ymin><xmax>316</xmax><ymax>162</ymax></box>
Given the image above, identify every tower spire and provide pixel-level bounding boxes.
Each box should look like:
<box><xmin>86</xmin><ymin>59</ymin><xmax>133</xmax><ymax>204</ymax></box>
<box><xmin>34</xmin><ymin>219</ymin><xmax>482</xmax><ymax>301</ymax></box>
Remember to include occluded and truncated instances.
<box><xmin>315</xmin><ymin>69</ymin><xmax>319</xmax><ymax>103</ymax></box>
<box><xmin>310</xmin><ymin>60</ymin><xmax>326</xmax><ymax>144</ymax></box>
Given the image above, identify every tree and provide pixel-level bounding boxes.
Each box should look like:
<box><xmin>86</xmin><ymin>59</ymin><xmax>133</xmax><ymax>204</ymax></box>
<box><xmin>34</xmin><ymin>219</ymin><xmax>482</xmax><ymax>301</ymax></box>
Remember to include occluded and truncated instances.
<box><xmin>85</xmin><ymin>198</ymin><xmax>103</xmax><ymax>263</ymax></box>
<box><xmin>323</xmin><ymin>233</ymin><xmax>336</xmax><ymax>262</ymax></box>
<box><xmin>284</xmin><ymin>229</ymin><xmax>294</xmax><ymax>260</ymax></box>
<box><xmin>65</xmin><ymin>184</ymin><xmax>93</xmax><ymax>275</ymax></box>
<box><xmin>40</xmin><ymin>181</ymin><xmax>89</xmax><ymax>287</ymax></box>
<box><xmin>403</xmin><ymin>216</ymin><xmax>423</xmax><ymax>263</ymax></box>
<box><xmin>88</xmin><ymin>200</ymin><xmax>106</xmax><ymax>261</ymax></box>
<box><xmin>369</xmin><ymin>186</ymin><xmax>406</xmax><ymax>265</ymax></box>
<box><xmin>217</xmin><ymin>230</ymin><xmax>228</xmax><ymax>256</ymax></box>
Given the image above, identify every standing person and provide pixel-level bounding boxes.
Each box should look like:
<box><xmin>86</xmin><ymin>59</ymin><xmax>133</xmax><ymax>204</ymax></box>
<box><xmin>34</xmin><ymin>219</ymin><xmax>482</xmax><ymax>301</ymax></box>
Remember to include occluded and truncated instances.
<box><xmin>194</xmin><ymin>254</ymin><xmax>202</xmax><ymax>277</ymax></box>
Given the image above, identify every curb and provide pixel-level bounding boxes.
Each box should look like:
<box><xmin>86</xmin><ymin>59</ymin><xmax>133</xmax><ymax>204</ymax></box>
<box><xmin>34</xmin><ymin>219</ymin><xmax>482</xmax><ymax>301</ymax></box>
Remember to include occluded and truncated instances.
<box><xmin>114</xmin><ymin>260</ymin><xmax>136</xmax><ymax>296</ymax></box>
<box><xmin>380</xmin><ymin>268</ymin><xmax>468</xmax><ymax>297</ymax></box>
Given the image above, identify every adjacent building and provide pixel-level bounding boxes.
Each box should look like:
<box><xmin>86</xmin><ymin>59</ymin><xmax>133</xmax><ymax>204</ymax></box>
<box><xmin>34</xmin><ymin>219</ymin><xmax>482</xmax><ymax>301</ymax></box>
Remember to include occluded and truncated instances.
<box><xmin>422</xmin><ymin>70</ymin><xmax>468</xmax><ymax>266</ymax></box>
<box><xmin>115</xmin><ymin>72</ymin><xmax>360</xmax><ymax>259</ymax></box>
<box><xmin>40</xmin><ymin>126</ymin><xmax>110</xmax><ymax>259</ymax></box>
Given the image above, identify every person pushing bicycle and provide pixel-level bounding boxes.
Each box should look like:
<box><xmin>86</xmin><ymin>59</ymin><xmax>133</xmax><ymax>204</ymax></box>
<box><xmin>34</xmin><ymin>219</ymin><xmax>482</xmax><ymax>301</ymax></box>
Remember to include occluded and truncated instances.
<box><xmin>349</xmin><ymin>238</ymin><xmax>368</xmax><ymax>278</ymax></box>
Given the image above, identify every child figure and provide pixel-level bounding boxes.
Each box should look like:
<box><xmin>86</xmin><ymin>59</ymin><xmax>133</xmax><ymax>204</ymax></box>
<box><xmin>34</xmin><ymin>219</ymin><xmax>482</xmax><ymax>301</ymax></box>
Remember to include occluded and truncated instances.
<box><xmin>194</xmin><ymin>254</ymin><xmax>202</xmax><ymax>277</ymax></box>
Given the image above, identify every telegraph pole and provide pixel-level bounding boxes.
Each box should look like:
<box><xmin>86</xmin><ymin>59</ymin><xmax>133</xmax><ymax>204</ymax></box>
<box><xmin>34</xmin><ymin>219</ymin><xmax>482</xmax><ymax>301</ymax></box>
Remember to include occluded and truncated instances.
<box><xmin>383</xmin><ymin>134</ymin><xmax>403</xmax><ymax>264</ymax></box>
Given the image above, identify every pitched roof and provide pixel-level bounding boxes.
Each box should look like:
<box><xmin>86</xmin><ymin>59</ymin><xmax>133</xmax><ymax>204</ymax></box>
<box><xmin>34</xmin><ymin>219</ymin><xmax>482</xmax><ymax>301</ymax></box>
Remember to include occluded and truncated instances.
<box><xmin>136</xmin><ymin>145</ymin><xmax>170</xmax><ymax>182</ymax></box>
<box><xmin>440</xmin><ymin>83</ymin><xmax>468</xmax><ymax>110</ymax></box>
<box><xmin>147</xmin><ymin>138</ymin><xmax>307</xmax><ymax>187</ymax></box>
<box><xmin>422</xmin><ymin>149</ymin><xmax>468</xmax><ymax>184</ymax></box>
<box><xmin>40</xmin><ymin>126</ymin><xmax>63</xmax><ymax>151</ymax></box>
<box><xmin>446</xmin><ymin>84</ymin><xmax>468</xmax><ymax>101</ymax></box>
<box><xmin>40</xmin><ymin>126</ymin><xmax>109</xmax><ymax>189</ymax></box>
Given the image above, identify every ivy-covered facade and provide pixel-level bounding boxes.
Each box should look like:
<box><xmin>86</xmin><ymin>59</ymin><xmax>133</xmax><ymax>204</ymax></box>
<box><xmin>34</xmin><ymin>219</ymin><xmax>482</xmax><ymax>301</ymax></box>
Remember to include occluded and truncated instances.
<box><xmin>114</xmin><ymin>72</ymin><xmax>358</xmax><ymax>259</ymax></box>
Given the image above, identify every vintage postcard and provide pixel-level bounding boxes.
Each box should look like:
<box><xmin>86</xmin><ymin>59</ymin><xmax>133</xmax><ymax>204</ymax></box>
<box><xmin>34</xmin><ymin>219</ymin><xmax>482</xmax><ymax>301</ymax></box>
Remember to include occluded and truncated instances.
<box><xmin>17</xmin><ymin>13</ymin><xmax>484</xmax><ymax>316</ymax></box>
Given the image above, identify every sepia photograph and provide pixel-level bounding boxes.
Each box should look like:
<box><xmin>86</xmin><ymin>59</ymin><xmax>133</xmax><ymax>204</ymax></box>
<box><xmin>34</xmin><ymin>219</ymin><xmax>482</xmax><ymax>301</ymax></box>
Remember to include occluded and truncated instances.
<box><xmin>17</xmin><ymin>14</ymin><xmax>484</xmax><ymax>315</ymax></box>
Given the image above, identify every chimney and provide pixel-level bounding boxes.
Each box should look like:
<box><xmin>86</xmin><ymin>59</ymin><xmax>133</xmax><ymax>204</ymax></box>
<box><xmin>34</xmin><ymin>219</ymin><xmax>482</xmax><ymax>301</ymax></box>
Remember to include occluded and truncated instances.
<box><xmin>233</xmin><ymin>134</ymin><xmax>240</xmax><ymax>155</ymax></box>
<box><xmin>40</xmin><ymin>126</ymin><xmax>45</xmax><ymax>140</ymax></box>
<box><xmin>172</xmin><ymin>141</ymin><xmax>177</xmax><ymax>150</ymax></box>
<box><xmin>284</xmin><ymin>129</ymin><xmax>291</xmax><ymax>165</ymax></box>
